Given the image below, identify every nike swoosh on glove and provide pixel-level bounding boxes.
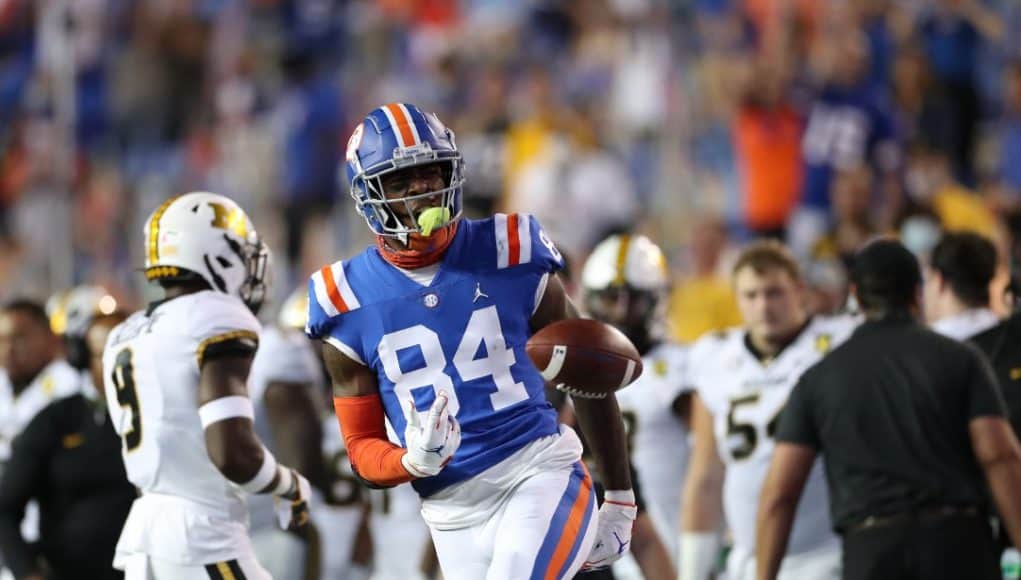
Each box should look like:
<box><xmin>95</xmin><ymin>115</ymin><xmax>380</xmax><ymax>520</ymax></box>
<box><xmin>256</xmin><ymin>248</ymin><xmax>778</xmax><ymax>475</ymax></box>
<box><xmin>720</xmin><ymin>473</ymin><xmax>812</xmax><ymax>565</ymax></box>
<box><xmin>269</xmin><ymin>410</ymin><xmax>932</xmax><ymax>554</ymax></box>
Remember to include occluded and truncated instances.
<box><xmin>401</xmin><ymin>392</ymin><xmax>462</xmax><ymax>478</ymax></box>
<box><xmin>582</xmin><ymin>489</ymin><xmax>638</xmax><ymax>571</ymax></box>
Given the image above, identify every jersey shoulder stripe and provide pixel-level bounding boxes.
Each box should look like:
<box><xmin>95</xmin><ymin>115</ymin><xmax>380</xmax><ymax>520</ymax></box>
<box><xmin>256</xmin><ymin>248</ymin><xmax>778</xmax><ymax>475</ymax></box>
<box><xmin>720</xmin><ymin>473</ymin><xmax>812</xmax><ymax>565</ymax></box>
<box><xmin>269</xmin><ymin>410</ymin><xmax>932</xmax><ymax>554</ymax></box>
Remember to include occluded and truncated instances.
<box><xmin>494</xmin><ymin>213</ymin><xmax>533</xmax><ymax>268</ymax></box>
<box><xmin>312</xmin><ymin>261</ymin><xmax>360</xmax><ymax>316</ymax></box>
<box><xmin>196</xmin><ymin>330</ymin><xmax>259</xmax><ymax>366</ymax></box>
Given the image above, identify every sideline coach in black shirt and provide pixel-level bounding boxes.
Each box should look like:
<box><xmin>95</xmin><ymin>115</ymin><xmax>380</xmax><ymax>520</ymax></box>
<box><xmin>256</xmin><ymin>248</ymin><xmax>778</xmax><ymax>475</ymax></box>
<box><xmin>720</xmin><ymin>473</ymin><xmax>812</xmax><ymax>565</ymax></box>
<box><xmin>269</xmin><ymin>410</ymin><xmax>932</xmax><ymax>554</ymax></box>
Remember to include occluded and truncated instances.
<box><xmin>755</xmin><ymin>239</ymin><xmax>1021</xmax><ymax>580</ymax></box>
<box><xmin>0</xmin><ymin>313</ymin><xmax>135</xmax><ymax>580</ymax></box>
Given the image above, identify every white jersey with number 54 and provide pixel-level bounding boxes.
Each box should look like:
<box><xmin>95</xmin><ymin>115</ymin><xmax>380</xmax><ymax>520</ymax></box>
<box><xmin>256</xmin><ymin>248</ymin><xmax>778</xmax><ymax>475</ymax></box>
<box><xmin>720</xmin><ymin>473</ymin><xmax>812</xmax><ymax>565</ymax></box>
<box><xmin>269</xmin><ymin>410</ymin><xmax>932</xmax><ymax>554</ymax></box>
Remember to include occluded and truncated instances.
<box><xmin>688</xmin><ymin>315</ymin><xmax>857</xmax><ymax>556</ymax></box>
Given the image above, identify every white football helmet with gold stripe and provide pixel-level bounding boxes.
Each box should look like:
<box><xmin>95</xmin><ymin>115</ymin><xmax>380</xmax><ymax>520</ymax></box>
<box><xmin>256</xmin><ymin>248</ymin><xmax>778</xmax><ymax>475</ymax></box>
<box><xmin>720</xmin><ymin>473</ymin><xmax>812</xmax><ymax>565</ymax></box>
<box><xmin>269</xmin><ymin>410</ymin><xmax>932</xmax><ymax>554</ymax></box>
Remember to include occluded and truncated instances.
<box><xmin>582</xmin><ymin>234</ymin><xmax>670</xmax><ymax>353</ymax></box>
<box><xmin>143</xmin><ymin>192</ymin><xmax>269</xmax><ymax>313</ymax></box>
<box><xmin>46</xmin><ymin>285</ymin><xmax>117</xmax><ymax>338</ymax></box>
<box><xmin>46</xmin><ymin>285</ymin><xmax>118</xmax><ymax>370</ymax></box>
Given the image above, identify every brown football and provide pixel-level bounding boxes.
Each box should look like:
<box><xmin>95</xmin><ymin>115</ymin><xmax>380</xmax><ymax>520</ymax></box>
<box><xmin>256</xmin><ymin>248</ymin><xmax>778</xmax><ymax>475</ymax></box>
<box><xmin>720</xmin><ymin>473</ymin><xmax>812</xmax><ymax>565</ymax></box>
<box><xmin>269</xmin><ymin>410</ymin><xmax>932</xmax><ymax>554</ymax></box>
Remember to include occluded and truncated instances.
<box><xmin>526</xmin><ymin>319</ymin><xmax>643</xmax><ymax>399</ymax></box>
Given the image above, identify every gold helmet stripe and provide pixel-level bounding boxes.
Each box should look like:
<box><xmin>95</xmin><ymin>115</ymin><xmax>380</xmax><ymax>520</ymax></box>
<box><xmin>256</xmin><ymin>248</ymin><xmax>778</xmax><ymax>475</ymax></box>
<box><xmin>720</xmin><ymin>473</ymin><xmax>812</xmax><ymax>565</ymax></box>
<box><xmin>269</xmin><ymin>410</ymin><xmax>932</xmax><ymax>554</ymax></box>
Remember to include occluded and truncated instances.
<box><xmin>613</xmin><ymin>234</ymin><xmax>632</xmax><ymax>286</ymax></box>
<box><xmin>48</xmin><ymin>292</ymin><xmax>71</xmax><ymax>334</ymax></box>
<box><xmin>146</xmin><ymin>195</ymin><xmax>181</xmax><ymax>266</ymax></box>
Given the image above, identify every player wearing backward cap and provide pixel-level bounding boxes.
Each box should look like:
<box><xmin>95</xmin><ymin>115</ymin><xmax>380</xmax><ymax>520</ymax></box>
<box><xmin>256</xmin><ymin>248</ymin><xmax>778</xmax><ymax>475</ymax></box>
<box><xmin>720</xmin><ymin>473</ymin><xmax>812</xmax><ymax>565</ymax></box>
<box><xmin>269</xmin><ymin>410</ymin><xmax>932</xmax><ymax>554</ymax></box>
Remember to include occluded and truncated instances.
<box><xmin>306</xmin><ymin>103</ymin><xmax>636</xmax><ymax>579</ymax></box>
<box><xmin>581</xmin><ymin>233</ymin><xmax>692</xmax><ymax>576</ymax></box>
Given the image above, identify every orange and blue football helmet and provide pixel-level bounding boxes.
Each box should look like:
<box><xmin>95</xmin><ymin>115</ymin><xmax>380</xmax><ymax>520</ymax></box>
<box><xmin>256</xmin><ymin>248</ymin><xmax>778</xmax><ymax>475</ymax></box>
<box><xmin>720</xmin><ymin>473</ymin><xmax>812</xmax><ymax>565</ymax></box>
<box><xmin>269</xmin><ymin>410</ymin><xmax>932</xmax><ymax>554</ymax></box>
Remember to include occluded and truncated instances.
<box><xmin>343</xmin><ymin>103</ymin><xmax>464</xmax><ymax>241</ymax></box>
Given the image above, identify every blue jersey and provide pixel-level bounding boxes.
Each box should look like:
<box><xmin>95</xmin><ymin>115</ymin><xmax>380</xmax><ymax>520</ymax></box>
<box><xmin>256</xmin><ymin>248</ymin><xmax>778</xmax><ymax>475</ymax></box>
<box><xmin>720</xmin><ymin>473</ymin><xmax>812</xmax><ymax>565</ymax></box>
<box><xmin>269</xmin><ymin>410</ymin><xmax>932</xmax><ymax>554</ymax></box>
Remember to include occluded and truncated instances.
<box><xmin>306</xmin><ymin>214</ymin><xmax>563</xmax><ymax>497</ymax></box>
<box><xmin>801</xmin><ymin>84</ymin><xmax>897</xmax><ymax>210</ymax></box>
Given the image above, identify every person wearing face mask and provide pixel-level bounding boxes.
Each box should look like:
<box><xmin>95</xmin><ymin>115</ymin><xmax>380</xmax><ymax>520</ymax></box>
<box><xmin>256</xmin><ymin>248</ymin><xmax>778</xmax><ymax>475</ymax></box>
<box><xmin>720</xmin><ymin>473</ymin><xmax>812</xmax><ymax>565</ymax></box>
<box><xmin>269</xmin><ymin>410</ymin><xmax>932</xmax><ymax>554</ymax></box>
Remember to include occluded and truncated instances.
<box><xmin>0</xmin><ymin>312</ymin><xmax>135</xmax><ymax>580</ymax></box>
<box><xmin>902</xmin><ymin>142</ymin><xmax>999</xmax><ymax>239</ymax></box>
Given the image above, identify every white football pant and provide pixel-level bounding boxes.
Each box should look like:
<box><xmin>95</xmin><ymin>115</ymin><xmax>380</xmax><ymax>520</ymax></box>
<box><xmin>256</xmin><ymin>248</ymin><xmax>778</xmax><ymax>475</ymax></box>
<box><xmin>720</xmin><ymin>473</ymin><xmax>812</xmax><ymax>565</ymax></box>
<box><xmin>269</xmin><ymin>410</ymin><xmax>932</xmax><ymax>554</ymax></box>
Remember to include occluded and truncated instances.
<box><xmin>429</xmin><ymin>462</ymin><xmax>598</xmax><ymax>580</ymax></box>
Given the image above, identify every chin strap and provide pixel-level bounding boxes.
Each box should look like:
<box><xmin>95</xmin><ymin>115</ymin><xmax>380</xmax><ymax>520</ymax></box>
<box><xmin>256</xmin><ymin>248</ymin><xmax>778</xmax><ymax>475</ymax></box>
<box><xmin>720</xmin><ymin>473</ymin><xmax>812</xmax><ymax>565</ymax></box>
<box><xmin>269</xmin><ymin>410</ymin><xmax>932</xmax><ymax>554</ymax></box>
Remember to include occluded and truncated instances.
<box><xmin>376</xmin><ymin>222</ymin><xmax>459</xmax><ymax>269</ymax></box>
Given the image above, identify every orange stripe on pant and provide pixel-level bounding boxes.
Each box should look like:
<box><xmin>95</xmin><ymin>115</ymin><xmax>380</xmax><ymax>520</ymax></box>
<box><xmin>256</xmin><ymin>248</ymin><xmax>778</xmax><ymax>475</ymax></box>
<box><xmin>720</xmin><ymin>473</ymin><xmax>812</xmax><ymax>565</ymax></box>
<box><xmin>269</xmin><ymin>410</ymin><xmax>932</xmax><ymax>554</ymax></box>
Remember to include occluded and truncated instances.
<box><xmin>544</xmin><ymin>467</ymin><xmax>593</xmax><ymax>579</ymax></box>
<box><xmin>320</xmin><ymin>266</ymin><xmax>349</xmax><ymax>313</ymax></box>
<box><xmin>385</xmin><ymin>103</ymin><xmax>417</xmax><ymax>147</ymax></box>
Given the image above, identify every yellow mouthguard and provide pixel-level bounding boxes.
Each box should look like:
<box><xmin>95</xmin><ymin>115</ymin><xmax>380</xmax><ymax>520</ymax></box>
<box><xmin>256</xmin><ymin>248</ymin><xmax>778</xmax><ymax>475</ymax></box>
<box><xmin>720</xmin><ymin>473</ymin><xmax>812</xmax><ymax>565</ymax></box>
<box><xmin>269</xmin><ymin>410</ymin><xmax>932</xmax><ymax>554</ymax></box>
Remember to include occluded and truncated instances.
<box><xmin>417</xmin><ymin>207</ymin><xmax>452</xmax><ymax>237</ymax></box>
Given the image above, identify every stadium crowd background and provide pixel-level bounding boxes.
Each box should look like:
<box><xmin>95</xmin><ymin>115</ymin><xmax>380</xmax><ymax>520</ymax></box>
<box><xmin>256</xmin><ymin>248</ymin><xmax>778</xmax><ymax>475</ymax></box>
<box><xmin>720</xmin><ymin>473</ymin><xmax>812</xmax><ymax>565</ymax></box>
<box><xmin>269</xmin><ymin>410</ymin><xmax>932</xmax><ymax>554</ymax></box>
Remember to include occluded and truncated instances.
<box><xmin>2</xmin><ymin>0</ymin><xmax>1021</xmax><ymax>335</ymax></box>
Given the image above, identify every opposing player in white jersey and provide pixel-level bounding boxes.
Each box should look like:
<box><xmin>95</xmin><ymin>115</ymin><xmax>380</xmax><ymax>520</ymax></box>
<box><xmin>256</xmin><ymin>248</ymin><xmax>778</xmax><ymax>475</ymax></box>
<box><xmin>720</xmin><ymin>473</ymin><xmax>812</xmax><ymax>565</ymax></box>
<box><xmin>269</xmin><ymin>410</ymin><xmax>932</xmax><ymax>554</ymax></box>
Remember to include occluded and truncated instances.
<box><xmin>102</xmin><ymin>192</ymin><xmax>313</xmax><ymax>579</ymax></box>
<box><xmin>679</xmin><ymin>240</ymin><xmax>857</xmax><ymax>580</ymax></box>
<box><xmin>248</xmin><ymin>288</ymin><xmax>369</xmax><ymax>580</ymax></box>
<box><xmin>581</xmin><ymin>234</ymin><xmax>690</xmax><ymax>577</ymax></box>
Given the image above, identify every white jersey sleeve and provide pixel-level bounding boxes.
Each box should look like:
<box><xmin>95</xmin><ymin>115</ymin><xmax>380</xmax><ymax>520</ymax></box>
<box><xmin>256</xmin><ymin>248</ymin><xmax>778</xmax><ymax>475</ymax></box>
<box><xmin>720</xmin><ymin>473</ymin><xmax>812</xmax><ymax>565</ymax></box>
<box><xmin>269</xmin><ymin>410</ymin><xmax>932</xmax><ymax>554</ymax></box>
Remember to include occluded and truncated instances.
<box><xmin>187</xmin><ymin>292</ymin><xmax>261</xmax><ymax>367</ymax></box>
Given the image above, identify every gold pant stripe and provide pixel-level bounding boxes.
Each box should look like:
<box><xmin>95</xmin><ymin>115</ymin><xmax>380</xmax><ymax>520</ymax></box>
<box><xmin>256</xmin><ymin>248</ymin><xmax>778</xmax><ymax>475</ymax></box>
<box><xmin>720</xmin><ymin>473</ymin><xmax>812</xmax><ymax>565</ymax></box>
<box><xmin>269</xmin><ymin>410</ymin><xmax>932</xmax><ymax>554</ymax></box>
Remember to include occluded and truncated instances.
<box><xmin>204</xmin><ymin>559</ymin><xmax>246</xmax><ymax>580</ymax></box>
<box><xmin>204</xmin><ymin>563</ymin><xmax>224</xmax><ymax>580</ymax></box>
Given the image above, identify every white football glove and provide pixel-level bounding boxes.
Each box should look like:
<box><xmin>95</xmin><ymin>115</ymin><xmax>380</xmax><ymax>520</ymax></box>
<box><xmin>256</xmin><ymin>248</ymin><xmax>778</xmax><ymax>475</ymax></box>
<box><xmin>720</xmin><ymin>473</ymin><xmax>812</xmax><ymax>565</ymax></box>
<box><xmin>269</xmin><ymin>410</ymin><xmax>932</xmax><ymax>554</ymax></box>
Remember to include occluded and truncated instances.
<box><xmin>582</xmin><ymin>490</ymin><xmax>638</xmax><ymax>571</ymax></box>
<box><xmin>274</xmin><ymin>468</ymin><xmax>312</xmax><ymax>531</ymax></box>
<box><xmin>401</xmin><ymin>392</ymin><xmax>462</xmax><ymax>478</ymax></box>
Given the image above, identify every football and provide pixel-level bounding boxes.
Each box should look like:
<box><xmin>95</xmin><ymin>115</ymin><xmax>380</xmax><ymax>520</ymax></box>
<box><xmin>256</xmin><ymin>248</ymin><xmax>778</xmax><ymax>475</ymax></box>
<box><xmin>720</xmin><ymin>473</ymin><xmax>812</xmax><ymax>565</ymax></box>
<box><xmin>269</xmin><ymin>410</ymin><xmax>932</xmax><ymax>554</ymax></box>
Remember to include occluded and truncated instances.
<box><xmin>526</xmin><ymin>319</ymin><xmax>643</xmax><ymax>399</ymax></box>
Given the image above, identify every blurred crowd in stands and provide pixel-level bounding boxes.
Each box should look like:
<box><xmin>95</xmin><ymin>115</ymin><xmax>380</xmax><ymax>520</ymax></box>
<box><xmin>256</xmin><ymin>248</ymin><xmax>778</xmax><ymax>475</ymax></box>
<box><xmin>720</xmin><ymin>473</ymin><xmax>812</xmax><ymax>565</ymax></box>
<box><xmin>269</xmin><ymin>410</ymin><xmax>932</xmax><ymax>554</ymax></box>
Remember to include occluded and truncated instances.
<box><xmin>2</xmin><ymin>0</ymin><xmax>1021</xmax><ymax>340</ymax></box>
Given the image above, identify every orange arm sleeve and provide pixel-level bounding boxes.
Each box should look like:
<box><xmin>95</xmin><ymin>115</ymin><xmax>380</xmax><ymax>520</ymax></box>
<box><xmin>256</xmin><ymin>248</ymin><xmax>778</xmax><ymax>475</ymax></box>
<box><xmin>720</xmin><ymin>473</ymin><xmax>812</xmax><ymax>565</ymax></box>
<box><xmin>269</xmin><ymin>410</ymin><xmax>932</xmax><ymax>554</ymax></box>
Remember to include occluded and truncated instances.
<box><xmin>334</xmin><ymin>395</ymin><xmax>415</xmax><ymax>487</ymax></box>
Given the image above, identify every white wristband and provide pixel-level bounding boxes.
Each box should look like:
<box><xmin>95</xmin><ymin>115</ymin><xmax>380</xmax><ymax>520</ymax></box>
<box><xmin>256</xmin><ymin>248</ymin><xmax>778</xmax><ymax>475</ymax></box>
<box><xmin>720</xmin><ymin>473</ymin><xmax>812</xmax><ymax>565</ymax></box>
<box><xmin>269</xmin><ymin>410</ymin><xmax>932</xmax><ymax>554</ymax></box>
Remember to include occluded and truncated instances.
<box><xmin>198</xmin><ymin>396</ymin><xmax>254</xmax><ymax>428</ymax></box>
<box><xmin>239</xmin><ymin>446</ymin><xmax>278</xmax><ymax>493</ymax></box>
<box><xmin>272</xmin><ymin>465</ymin><xmax>295</xmax><ymax>496</ymax></box>
<box><xmin>678</xmin><ymin>532</ymin><xmax>720</xmax><ymax>580</ymax></box>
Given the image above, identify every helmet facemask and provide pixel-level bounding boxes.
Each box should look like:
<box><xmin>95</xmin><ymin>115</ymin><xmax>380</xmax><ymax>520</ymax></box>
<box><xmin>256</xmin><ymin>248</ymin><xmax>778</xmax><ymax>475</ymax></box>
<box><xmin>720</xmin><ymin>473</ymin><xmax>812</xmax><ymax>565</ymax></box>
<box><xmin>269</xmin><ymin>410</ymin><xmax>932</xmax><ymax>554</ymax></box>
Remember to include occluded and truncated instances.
<box><xmin>352</xmin><ymin>146</ymin><xmax>464</xmax><ymax>241</ymax></box>
<box><xmin>229</xmin><ymin>232</ymin><xmax>270</xmax><ymax>315</ymax></box>
<box><xmin>585</xmin><ymin>285</ymin><xmax>666</xmax><ymax>354</ymax></box>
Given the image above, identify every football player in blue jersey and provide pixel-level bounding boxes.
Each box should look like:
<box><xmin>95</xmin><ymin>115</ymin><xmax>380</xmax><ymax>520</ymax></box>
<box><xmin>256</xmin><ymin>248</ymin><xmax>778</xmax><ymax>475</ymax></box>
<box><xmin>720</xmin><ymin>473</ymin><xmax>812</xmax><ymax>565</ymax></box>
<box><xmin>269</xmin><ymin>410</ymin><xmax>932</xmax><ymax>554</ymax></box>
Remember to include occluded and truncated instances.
<box><xmin>305</xmin><ymin>103</ymin><xmax>637</xmax><ymax>579</ymax></box>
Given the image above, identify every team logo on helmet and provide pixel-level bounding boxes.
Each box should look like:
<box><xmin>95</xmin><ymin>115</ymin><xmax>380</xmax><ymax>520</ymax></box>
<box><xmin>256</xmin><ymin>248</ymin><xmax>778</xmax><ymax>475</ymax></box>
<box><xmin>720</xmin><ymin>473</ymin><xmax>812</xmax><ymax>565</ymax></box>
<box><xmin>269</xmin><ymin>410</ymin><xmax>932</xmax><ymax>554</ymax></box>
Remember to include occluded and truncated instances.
<box><xmin>346</xmin><ymin>123</ymin><xmax>364</xmax><ymax>167</ymax></box>
<box><xmin>143</xmin><ymin>192</ymin><xmax>270</xmax><ymax>313</ymax></box>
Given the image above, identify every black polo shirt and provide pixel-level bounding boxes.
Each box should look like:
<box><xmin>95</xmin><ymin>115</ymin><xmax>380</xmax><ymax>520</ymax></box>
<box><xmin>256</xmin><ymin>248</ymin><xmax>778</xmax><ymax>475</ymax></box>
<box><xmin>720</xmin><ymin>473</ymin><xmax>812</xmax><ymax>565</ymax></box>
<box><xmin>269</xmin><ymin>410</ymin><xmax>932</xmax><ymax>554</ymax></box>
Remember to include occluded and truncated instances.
<box><xmin>970</xmin><ymin>312</ymin><xmax>1021</xmax><ymax>439</ymax></box>
<box><xmin>776</xmin><ymin>313</ymin><xmax>1006</xmax><ymax>532</ymax></box>
<box><xmin>0</xmin><ymin>393</ymin><xmax>136</xmax><ymax>579</ymax></box>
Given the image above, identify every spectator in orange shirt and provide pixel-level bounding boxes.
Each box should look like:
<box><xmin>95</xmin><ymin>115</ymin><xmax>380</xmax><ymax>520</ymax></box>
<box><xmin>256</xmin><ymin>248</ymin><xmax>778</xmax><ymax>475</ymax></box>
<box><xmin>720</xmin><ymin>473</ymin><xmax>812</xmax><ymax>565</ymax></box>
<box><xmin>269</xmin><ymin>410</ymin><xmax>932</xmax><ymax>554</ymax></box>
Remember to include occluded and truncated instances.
<box><xmin>733</xmin><ymin>57</ymin><xmax>804</xmax><ymax>238</ymax></box>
